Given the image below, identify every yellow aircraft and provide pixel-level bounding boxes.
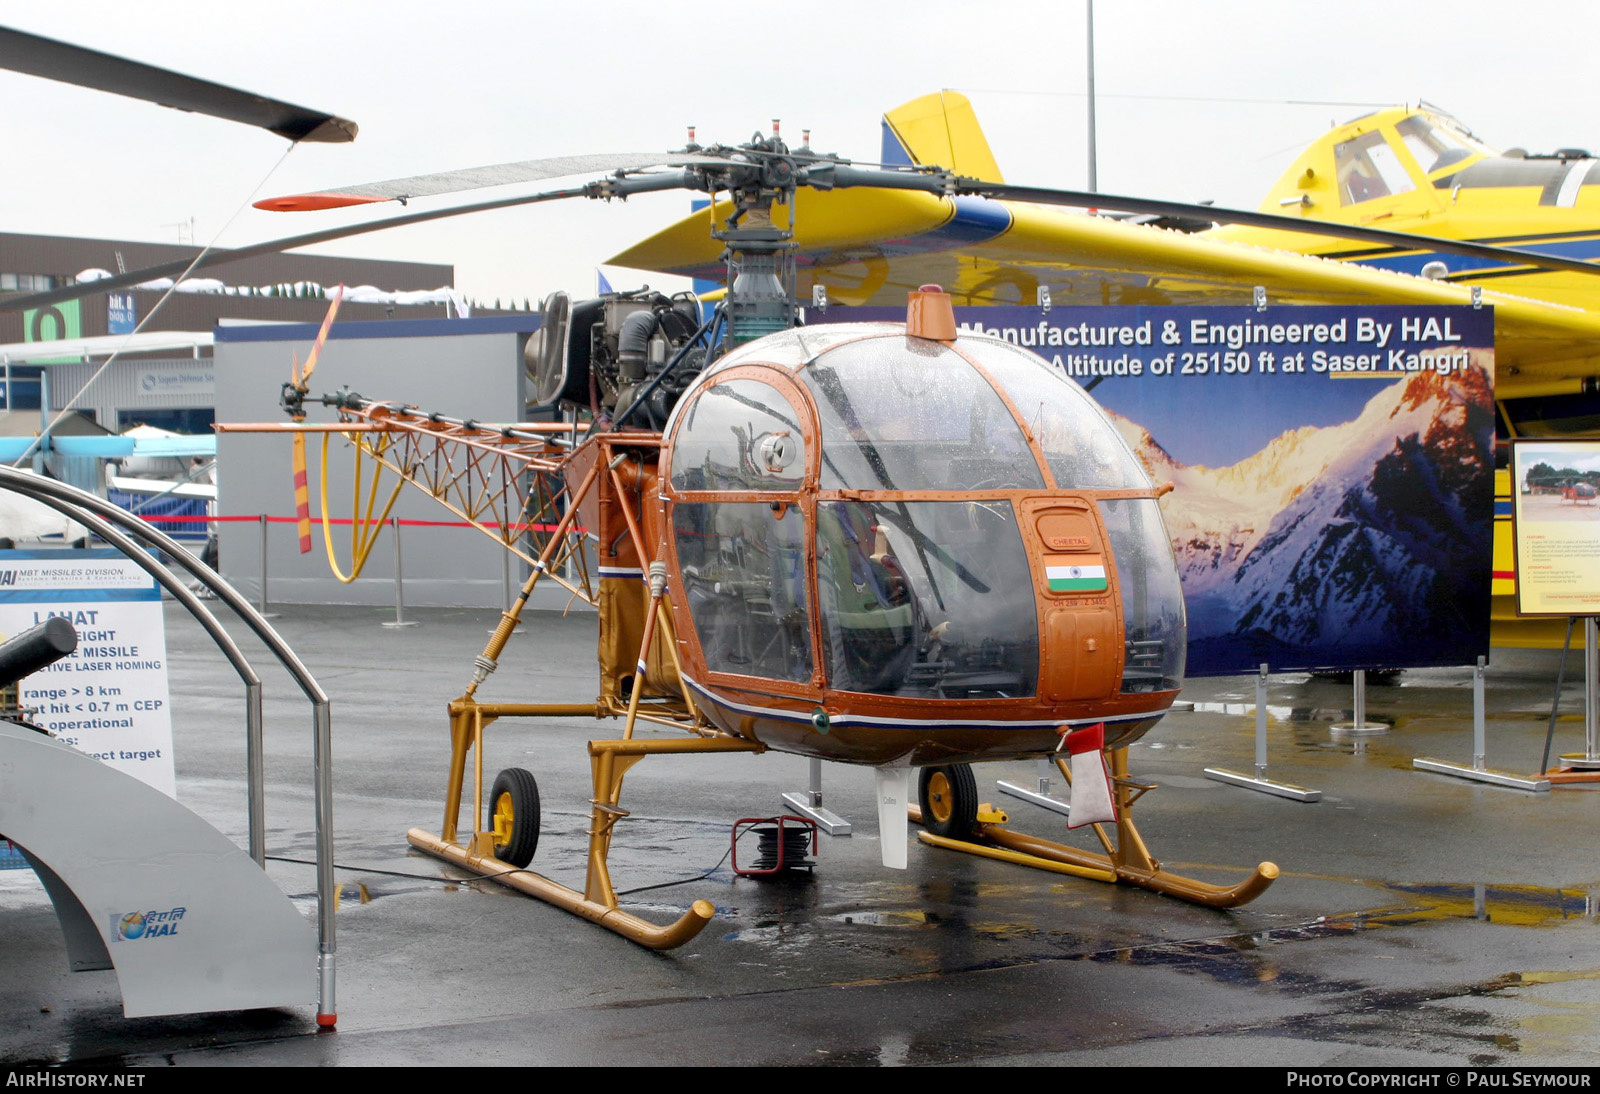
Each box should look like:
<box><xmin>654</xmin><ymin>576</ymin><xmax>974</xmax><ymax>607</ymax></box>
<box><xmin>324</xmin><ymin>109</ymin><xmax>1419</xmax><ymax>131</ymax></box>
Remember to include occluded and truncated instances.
<box><xmin>612</xmin><ymin>92</ymin><xmax>1600</xmax><ymax>648</ymax></box>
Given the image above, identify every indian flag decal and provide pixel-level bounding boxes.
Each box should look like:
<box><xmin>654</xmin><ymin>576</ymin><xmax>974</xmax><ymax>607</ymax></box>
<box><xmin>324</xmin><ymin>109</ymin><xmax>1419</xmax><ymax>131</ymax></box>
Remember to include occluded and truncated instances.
<box><xmin>1046</xmin><ymin>562</ymin><xmax>1107</xmax><ymax>593</ymax></box>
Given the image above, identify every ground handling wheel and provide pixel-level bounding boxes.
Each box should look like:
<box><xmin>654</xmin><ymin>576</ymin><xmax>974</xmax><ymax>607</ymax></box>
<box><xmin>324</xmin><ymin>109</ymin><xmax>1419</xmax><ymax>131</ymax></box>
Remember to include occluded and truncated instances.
<box><xmin>918</xmin><ymin>764</ymin><xmax>978</xmax><ymax>840</ymax></box>
<box><xmin>487</xmin><ymin>767</ymin><xmax>540</xmax><ymax>867</ymax></box>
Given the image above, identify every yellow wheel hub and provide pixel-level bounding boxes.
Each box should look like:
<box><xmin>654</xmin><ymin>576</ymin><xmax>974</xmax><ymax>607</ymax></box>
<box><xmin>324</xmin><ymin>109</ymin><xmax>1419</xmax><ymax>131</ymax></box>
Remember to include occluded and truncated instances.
<box><xmin>492</xmin><ymin>792</ymin><xmax>515</xmax><ymax>842</ymax></box>
<box><xmin>926</xmin><ymin>771</ymin><xmax>953</xmax><ymax>825</ymax></box>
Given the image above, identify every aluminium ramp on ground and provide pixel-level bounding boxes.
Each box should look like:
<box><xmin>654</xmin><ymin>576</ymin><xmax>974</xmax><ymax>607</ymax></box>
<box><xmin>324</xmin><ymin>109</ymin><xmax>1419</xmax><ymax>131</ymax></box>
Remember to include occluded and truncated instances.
<box><xmin>0</xmin><ymin>720</ymin><xmax>316</xmax><ymax>1017</ymax></box>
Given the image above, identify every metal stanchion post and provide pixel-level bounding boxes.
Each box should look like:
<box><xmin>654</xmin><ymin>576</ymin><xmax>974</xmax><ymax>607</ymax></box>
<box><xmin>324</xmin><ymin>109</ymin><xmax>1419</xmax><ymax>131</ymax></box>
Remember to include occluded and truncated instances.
<box><xmin>489</xmin><ymin>525</ymin><xmax>516</xmax><ymax>635</ymax></box>
<box><xmin>501</xmin><ymin>527</ymin><xmax>513</xmax><ymax>612</ymax></box>
<box><xmin>381</xmin><ymin>517</ymin><xmax>418</xmax><ymax>629</ymax></box>
<box><xmin>255</xmin><ymin>514</ymin><xmax>280</xmax><ymax>619</ymax></box>
<box><xmin>1205</xmin><ymin>663</ymin><xmax>1321</xmax><ymax>801</ymax></box>
<box><xmin>258</xmin><ymin>513</ymin><xmax>269</xmax><ymax>614</ymax></box>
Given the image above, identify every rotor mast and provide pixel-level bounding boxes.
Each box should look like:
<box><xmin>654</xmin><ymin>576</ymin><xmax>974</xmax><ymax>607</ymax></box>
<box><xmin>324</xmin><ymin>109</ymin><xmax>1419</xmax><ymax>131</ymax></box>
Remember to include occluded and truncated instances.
<box><xmin>713</xmin><ymin>120</ymin><xmax>802</xmax><ymax>343</ymax></box>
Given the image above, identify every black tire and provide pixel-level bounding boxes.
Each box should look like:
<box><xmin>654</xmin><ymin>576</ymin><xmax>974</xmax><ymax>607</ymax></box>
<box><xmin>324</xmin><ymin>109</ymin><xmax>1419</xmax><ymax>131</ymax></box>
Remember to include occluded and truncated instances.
<box><xmin>918</xmin><ymin>763</ymin><xmax>978</xmax><ymax>840</ymax></box>
<box><xmin>487</xmin><ymin>768</ymin><xmax>540</xmax><ymax>867</ymax></box>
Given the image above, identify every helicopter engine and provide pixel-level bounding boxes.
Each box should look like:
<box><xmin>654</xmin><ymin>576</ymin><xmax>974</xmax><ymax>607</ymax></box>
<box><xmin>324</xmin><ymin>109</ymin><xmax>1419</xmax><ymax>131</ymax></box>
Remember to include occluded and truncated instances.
<box><xmin>525</xmin><ymin>288</ymin><xmax>705</xmax><ymax>426</ymax></box>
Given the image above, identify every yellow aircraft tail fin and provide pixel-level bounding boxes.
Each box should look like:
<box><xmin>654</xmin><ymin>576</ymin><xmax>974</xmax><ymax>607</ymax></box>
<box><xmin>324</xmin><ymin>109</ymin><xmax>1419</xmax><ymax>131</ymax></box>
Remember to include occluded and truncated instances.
<box><xmin>881</xmin><ymin>91</ymin><xmax>1003</xmax><ymax>183</ymax></box>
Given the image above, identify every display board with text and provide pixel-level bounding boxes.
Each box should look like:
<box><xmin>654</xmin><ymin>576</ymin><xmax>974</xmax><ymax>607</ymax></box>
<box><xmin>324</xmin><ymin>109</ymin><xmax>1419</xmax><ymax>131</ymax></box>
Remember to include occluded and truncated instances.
<box><xmin>818</xmin><ymin>304</ymin><xmax>1495</xmax><ymax>675</ymax></box>
<box><xmin>0</xmin><ymin>548</ymin><xmax>176</xmax><ymax>795</ymax></box>
<box><xmin>1510</xmin><ymin>439</ymin><xmax>1600</xmax><ymax>617</ymax></box>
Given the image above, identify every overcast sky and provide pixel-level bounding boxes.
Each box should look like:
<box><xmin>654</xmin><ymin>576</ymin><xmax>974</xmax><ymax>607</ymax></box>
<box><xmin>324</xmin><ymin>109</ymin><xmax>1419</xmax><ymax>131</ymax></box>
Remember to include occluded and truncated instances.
<box><xmin>5</xmin><ymin>1</ymin><xmax>1599</xmax><ymax>303</ymax></box>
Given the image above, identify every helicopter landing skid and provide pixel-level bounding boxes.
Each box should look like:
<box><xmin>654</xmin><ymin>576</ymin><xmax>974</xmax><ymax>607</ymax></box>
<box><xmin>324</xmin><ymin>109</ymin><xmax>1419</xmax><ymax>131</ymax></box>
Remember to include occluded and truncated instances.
<box><xmin>406</xmin><ymin>828</ymin><xmax>718</xmax><ymax>949</ymax></box>
<box><xmin>409</xmin><ymin>705</ymin><xmax>766</xmax><ymax>950</ymax></box>
<box><xmin>909</xmin><ymin>748</ymin><xmax>1279</xmax><ymax>910</ymax></box>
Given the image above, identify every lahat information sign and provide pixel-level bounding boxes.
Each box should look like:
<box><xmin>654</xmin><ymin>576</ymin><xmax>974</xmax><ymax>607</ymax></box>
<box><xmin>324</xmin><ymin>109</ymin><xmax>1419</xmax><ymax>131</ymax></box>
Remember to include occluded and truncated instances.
<box><xmin>0</xmin><ymin>548</ymin><xmax>176</xmax><ymax>796</ymax></box>
<box><xmin>821</xmin><ymin>303</ymin><xmax>1495</xmax><ymax>676</ymax></box>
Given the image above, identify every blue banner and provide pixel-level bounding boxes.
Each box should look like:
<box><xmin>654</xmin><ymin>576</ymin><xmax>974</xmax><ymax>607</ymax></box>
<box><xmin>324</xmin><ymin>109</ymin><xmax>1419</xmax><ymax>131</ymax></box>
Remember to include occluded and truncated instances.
<box><xmin>817</xmin><ymin>304</ymin><xmax>1495</xmax><ymax>675</ymax></box>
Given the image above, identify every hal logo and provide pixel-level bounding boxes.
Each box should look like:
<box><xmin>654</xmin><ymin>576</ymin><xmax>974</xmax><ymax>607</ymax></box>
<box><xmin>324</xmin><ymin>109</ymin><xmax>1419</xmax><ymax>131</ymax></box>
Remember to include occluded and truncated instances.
<box><xmin>110</xmin><ymin>906</ymin><xmax>187</xmax><ymax>941</ymax></box>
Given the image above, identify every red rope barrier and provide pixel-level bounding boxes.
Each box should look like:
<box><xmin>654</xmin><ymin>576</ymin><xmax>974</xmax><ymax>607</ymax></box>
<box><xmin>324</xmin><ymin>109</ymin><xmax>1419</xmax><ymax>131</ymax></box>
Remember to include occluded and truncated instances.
<box><xmin>129</xmin><ymin>513</ymin><xmax>583</xmax><ymax>534</ymax></box>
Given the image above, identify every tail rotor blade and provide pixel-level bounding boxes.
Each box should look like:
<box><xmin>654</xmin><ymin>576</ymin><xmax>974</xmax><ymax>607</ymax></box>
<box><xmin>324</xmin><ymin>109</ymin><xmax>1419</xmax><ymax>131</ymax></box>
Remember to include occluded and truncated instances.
<box><xmin>292</xmin><ymin>433</ymin><xmax>312</xmax><ymax>555</ymax></box>
<box><xmin>301</xmin><ymin>285</ymin><xmax>344</xmax><ymax>388</ymax></box>
<box><xmin>287</xmin><ymin>288</ymin><xmax>342</xmax><ymax>555</ymax></box>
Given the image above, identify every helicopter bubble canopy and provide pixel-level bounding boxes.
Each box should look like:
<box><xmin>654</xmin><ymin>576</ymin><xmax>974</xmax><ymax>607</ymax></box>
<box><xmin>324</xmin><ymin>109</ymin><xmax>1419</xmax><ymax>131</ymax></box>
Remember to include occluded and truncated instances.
<box><xmin>662</xmin><ymin>324</ymin><xmax>1186</xmax><ymax>743</ymax></box>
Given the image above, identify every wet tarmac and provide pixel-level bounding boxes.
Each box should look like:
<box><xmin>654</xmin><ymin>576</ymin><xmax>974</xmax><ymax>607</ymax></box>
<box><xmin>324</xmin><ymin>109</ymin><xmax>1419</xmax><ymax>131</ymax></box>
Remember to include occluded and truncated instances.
<box><xmin>3</xmin><ymin>603</ymin><xmax>1600</xmax><ymax>1067</ymax></box>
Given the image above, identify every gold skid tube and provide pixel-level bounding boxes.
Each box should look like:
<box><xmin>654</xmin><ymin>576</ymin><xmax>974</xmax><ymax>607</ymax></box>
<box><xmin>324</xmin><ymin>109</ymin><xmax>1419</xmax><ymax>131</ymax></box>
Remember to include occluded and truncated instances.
<box><xmin>416</xmin><ymin>721</ymin><xmax>765</xmax><ymax>949</ymax></box>
<box><xmin>963</xmin><ymin>821</ymin><xmax>1277</xmax><ymax>908</ymax></box>
<box><xmin>918</xmin><ymin>830</ymin><xmax>1116</xmax><ymax>882</ymax></box>
<box><xmin>910</xmin><ymin>748</ymin><xmax>1279</xmax><ymax>910</ymax></box>
<box><xmin>405</xmin><ymin>829</ymin><xmax>717</xmax><ymax>950</ymax></box>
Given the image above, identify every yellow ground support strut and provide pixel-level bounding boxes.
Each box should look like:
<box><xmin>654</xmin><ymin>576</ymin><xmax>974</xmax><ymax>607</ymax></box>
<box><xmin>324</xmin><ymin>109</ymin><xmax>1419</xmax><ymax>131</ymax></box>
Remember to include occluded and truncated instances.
<box><xmin>405</xmin><ymin>440</ymin><xmax>749</xmax><ymax>948</ymax></box>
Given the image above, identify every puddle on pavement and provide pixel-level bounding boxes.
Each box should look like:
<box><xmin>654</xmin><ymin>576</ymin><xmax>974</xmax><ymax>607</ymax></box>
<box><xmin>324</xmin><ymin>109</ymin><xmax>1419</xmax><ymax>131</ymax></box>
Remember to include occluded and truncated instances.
<box><xmin>1062</xmin><ymin>880</ymin><xmax>1600</xmax><ymax>1060</ymax></box>
<box><xmin>1181</xmin><ymin>701</ymin><xmax>1398</xmax><ymax>729</ymax></box>
<box><xmin>1079</xmin><ymin>879</ymin><xmax>1599</xmax><ymax>984</ymax></box>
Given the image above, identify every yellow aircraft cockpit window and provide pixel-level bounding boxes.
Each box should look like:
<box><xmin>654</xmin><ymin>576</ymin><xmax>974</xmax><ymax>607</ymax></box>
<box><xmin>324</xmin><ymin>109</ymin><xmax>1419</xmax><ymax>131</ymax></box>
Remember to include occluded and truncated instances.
<box><xmin>956</xmin><ymin>339</ymin><xmax>1147</xmax><ymax>490</ymax></box>
<box><xmin>668</xmin><ymin>377</ymin><xmax>807</xmax><ymax>492</ymax></box>
<box><xmin>799</xmin><ymin>338</ymin><xmax>1044</xmax><ymax>492</ymax></box>
<box><xmin>1395</xmin><ymin>114</ymin><xmax>1491</xmax><ymax>178</ymax></box>
<box><xmin>1335</xmin><ymin>130</ymin><xmax>1417</xmax><ymax>205</ymax></box>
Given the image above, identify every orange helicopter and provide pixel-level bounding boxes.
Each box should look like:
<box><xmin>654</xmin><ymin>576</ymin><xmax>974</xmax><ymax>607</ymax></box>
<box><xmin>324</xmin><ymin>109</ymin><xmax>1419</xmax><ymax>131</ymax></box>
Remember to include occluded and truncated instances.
<box><xmin>227</xmin><ymin>269</ymin><xmax>1276</xmax><ymax>950</ymax></box>
<box><xmin>38</xmin><ymin>81</ymin><xmax>1600</xmax><ymax>948</ymax></box>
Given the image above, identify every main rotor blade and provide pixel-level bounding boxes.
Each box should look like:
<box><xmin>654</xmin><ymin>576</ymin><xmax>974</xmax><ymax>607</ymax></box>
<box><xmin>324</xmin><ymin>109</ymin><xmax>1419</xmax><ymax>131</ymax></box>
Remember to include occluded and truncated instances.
<box><xmin>956</xmin><ymin>177</ymin><xmax>1600</xmax><ymax>281</ymax></box>
<box><xmin>0</xmin><ymin>184</ymin><xmax>599</xmax><ymax>311</ymax></box>
<box><xmin>256</xmin><ymin>153</ymin><xmax>728</xmax><ymax>211</ymax></box>
<box><xmin>0</xmin><ymin>26</ymin><xmax>357</xmax><ymax>143</ymax></box>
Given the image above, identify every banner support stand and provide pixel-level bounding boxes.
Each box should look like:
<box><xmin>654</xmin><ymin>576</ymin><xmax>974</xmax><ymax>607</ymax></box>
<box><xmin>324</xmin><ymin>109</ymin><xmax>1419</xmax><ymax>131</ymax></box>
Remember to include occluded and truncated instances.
<box><xmin>1204</xmin><ymin>664</ymin><xmax>1322</xmax><ymax>802</ymax></box>
<box><xmin>1546</xmin><ymin>617</ymin><xmax>1600</xmax><ymax>782</ymax></box>
<box><xmin>1414</xmin><ymin>655</ymin><xmax>1549</xmax><ymax>791</ymax></box>
<box><xmin>781</xmin><ymin>757</ymin><xmax>852</xmax><ymax>836</ymax></box>
<box><xmin>997</xmin><ymin>758</ymin><xmax>1073</xmax><ymax>818</ymax></box>
<box><xmin>1332</xmin><ymin>669</ymin><xmax>1387</xmax><ymax>734</ymax></box>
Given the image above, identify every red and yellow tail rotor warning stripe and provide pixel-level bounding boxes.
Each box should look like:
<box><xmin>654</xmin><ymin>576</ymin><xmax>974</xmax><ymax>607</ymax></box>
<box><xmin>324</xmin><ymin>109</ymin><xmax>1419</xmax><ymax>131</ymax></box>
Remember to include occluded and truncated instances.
<box><xmin>289</xmin><ymin>286</ymin><xmax>344</xmax><ymax>554</ymax></box>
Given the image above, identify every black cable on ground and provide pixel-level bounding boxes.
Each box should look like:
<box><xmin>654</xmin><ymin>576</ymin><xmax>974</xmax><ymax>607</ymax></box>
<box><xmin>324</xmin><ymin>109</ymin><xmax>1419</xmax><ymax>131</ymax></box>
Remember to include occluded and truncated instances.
<box><xmin>266</xmin><ymin>851</ymin><xmax>735</xmax><ymax>898</ymax></box>
<box><xmin>615</xmin><ymin>847</ymin><xmax>732</xmax><ymax>896</ymax></box>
